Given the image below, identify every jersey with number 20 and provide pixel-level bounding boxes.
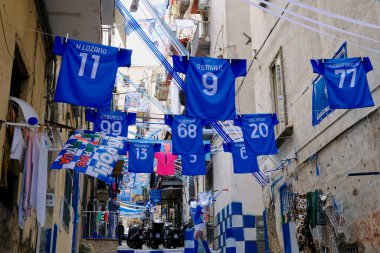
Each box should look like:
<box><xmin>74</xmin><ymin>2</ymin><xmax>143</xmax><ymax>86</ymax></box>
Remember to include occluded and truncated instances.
<box><xmin>53</xmin><ymin>36</ymin><xmax>132</xmax><ymax>109</ymax></box>
<box><xmin>173</xmin><ymin>56</ymin><xmax>246</xmax><ymax>120</ymax></box>
<box><xmin>311</xmin><ymin>57</ymin><xmax>374</xmax><ymax>109</ymax></box>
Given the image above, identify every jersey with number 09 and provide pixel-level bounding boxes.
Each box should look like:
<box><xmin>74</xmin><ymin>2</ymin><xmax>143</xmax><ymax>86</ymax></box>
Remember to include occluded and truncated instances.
<box><xmin>181</xmin><ymin>144</ymin><xmax>210</xmax><ymax>176</ymax></box>
<box><xmin>86</xmin><ymin>109</ymin><xmax>136</xmax><ymax>137</ymax></box>
<box><xmin>172</xmin><ymin>56</ymin><xmax>246</xmax><ymax>120</ymax></box>
<box><xmin>234</xmin><ymin>114</ymin><xmax>279</xmax><ymax>156</ymax></box>
<box><xmin>53</xmin><ymin>36</ymin><xmax>132</xmax><ymax>109</ymax></box>
<box><xmin>311</xmin><ymin>57</ymin><xmax>374</xmax><ymax>109</ymax></box>
<box><xmin>127</xmin><ymin>142</ymin><xmax>161</xmax><ymax>173</ymax></box>
<box><xmin>165</xmin><ymin>115</ymin><xmax>206</xmax><ymax>155</ymax></box>
<box><xmin>223</xmin><ymin>142</ymin><xmax>259</xmax><ymax>174</ymax></box>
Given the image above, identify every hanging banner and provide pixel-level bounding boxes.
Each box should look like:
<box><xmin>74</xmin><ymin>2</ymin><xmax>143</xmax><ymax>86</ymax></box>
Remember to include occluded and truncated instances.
<box><xmin>150</xmin><ymin>189</ymin><xmax>161</xmax><ymax>205</ymax></box>
<box><xmin>50</xmin><ymin>131</ymin><xmax>128</xmax><ymax>184</ymax></box>
<box><xmin>312</xmin><ymin>42</ymin><xmax>347</xmax><ymax>126</ymax></box>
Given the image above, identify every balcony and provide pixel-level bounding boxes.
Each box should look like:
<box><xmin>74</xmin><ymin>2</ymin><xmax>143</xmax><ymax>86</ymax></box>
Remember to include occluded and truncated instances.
<box><xmin>190</xmin><ymin>21</ymin><xmax>210</xmax><ymax>56</ymax></box>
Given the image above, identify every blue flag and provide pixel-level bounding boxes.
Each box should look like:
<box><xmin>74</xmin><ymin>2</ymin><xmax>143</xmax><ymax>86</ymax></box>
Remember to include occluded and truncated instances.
<box><xmin>223</xmin><ymin>142</ymin><xmax>259</xmax><ymax>174</ymax></box>
<box><xmin>234</xmin><ymin>114</ymin><xmax>279</xmax><ymax>156</ymax></box>
<box><xmin>53</xmin><ymin>36</ymin><xmax>132</xmax><ymax>108</ymax></box>
<box><xmin>164</xmin><ymin>114</ymin><xmax>207</xmax><ymax>155</ymax></box>
<box><xmin>172</xmin><ymin>55</ymin><xmax>246</xmax><ymax>120</ymax></box>
<box><xmin>86</xmin><ymin>109</ymin><xmax>136</xmax><ymax>137</ymax></box>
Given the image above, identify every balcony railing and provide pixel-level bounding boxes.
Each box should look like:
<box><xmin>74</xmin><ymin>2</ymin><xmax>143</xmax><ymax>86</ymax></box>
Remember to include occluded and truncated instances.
<box><xmin>82</xmin><ymin>211</ymin><xmax>120</xmax><ymax>239</ymax></box>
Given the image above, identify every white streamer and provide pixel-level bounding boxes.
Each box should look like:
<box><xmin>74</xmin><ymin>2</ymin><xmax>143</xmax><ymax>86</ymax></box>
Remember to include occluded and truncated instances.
<box><xmin>242</xmin><ymin>0</ymin><xmax>380</xmax><ymax>54</ymax></box>
<box><xmin>287</xmin><ymin>0</ymin><xmax>380</xmax><ymax>30</ymax></box>
<box><xmin>257</xmin><ymin>0</ymin><xmax>380</xmax><ymax>44</ymax></box>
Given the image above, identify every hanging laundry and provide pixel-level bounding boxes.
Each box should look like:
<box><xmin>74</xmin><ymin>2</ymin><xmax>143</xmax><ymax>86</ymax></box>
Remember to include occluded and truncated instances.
<box><xmin>155</xmin><ymin>152</ymin><xmax>177</xmax><ymax>176</ymax></box>
<box><xmin>172</xmin><ymin>55</ymin><xmax>247</xmax><ymax>120</ymax></box>
<box><xmin>10</xmin><ymin>127</ymin><xmax>26</xmax><ymax>164</ymax></box>
<box><xmin>181</xmin><ymin>144</ymin><xmax>210</xmax><ymax>176</ymax></box>
<box><xmin>53</xmin><ymin>36</ymin><xmax>133</xmax><ymax>109</ymax></box>
<box><xmin>126</xmin><ymin>142</ymin><xmax>161</xmax><ymax>173</ymax></box>
<box><xmin>164</xmin><ymin>114</ymin><xmax>207</xmax><ymax>155</ymax></box>
<box><xmin>310</xmin><ymin>57</ymin><xmax>374</xmax><ymax>109</ymax></box>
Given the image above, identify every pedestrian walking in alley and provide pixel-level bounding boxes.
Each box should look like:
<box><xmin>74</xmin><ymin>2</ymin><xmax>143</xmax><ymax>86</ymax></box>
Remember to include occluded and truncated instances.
<box><xmin>117</xmin><ymin>221</ymin><xmax>125</xmax><ymax>246</ymax></box>
<box><xmin>188</xmin><ymin>197</ymin><xmax>211</xmax><ymax>253</ymax></box>
<box><xmin>108</xmin><ymin>194</ymin><xmax>120</xmax><ymax>238</ymax></box>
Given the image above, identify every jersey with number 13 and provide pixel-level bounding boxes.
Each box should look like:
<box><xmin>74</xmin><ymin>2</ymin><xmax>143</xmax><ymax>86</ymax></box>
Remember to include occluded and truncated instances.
<box><xmin>234</xmin><ymin>114</ymin><xmax>279</xmax><ymax>156</ymax></box>
<box><xmin>127</xmin><ymin>142</ymin><xmax>161</xmax><ymax>173</ymax></box>
<box><xmin>172</xmin><ymin>56</ymin><xmax>246</xmax><ymax>120</ymax></box>
<box><xmin>53</xmin><ymin>36</ymin><xmax>132</xmax><ymax>109</ymax></box>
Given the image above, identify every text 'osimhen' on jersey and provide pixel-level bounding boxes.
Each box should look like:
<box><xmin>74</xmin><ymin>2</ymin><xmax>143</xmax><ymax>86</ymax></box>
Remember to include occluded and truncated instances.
<box><xmin>164</xmin><ymin>114</ymin><xmax>207</xmax><ymax>155</ymax></box>
<box><xmin>181</xmin><ymin>144</ymin><xmax>211</xmax><ymax>176</ymax></box>
<box><xmin>126</xmin><ymin>142</ymin><xmax>161</xmax><ymax>173</ymax></box>
<box><xmin>172</xmin><ymin>55</ymin><xmax>247</xmax><ymax>120</ymax></box>
<box><xmin>234</xmin><ymin>114</ymin><xmax>279</xmax><ymax>156</ymax></box>
<box><xmin>53</xmin><ymin>36</ymin><xmax>132</xmax><ymax>109</ymax></box>
<box><xmin>85</xmin><ymin>109</ymin><xmax>136</xmax><ymax>137</ymax></box>
<box><xmin>310</xmin><ymin>57</ymin><xmax>374</xmax><ymax>109</ymax></box>
<box><xmin>223</xmin><ymin>142</ymin><xmax>259</xmax><ymax>174</ymax></box>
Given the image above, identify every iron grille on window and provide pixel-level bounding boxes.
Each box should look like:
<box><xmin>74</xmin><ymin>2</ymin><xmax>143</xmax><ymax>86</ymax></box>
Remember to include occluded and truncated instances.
<box><xmin>62</xmin><ymin>171</ymin><xmax>72</xmax><ymax>230</ymax></box>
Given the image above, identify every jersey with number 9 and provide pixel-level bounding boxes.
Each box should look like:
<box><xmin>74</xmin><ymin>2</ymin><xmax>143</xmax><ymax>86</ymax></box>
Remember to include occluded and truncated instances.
<box><xmin>53</xmin><ymin>36</ymin><xmax>132</xmax><ymax>109</ymax></box>
<box><xmin>234</xmin><ymin>114</ymin><xmax>279</xmax><ymax>156</ymax></box>
<box><xmin>172</xmin><ymin>56</ymin><xmax>246</xmax><ymax>120</ymax></box>
<box><xmin>311</xmin><ymin>57</ymin><xmax>374</xmax><ymax>109</ymax></box>
<box><xmin>165</xmin><ymin>115</ymin><xmax>206</xmax><ymax>155</ymax></box>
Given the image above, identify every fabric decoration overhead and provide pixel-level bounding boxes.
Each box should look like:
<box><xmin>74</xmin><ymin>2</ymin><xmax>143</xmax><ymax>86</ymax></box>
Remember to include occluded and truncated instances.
<box><xmin>9</xmin><ymin>97</ymin><xmax>39</xmax><ymax>125</ymax></box>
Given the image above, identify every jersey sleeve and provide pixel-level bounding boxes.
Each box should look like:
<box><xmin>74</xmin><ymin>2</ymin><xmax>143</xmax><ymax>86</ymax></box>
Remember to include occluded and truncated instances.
<box><xmin>362</xmin><ymin>57</ymin><xmax>373</xmax><ymax>73</ymax></box>
<box><xmin>85</xmin><ymin>109</ymin><xmax>96</xmax><ymax>123</ymax></box>
<box><xmin>204</xmin><ymin>144</ymin><xmax>211</xmax><ymax>154</ymax></box>
<box><xmin>117</xmin><ymin>49</ymin><xmax>133</xmax><ymax>67</ymax></box>
<box><xmin>125</xmin><ymin>142</ymin><xmax>131</xmax><ymax>151</ymax></box>
<box><xmin>154</xmin><ymin>152</ymin><xmax>159</xmax><ymax>159</ymax></box>
<box><xmin>164</xmin><ymin>114</ymin><xmax>173</xmax><ymax>126</ymax></box>
<box><xmin>201</xmin><ymin>119</ymin><xmax>209</xmax><ymax>126</ymax></box>
<box><xmin>127</xmin><ymin>113</ymin><xmax>137</xmax><ymax>125</ymax></box>
<box><xmin>222</xmin><ymin>143</ymin><xmax>232</xmax><ymax>153</ymax></box>
<box><xmin>172</xmin><ymin>55</ymin><xmax>189</xmax><ymax>74</ymax></box>
<box><xmin>53</xmin><ymin>36</ymin><xmax>65</xmax><ymax>56</ymax></box>
<box><xmin>310</xmin><ymin>59</ymin><xmax>324</xmax><ymax>75</ymax></box>
<box><xmin>233</xmin><ymin>116</ymin><xmax>243</xmax><ymax>127</ymax></box>
<box><xmin>153</xmin><ymin>143</ymin><xmax>162</xmax><ymax>153</ymax></box>
<box><xmin>231</xmin><ymin>59</ymin><xmax>247</xmax><ymax>77</ymax></box>
<box><xmin>272</xmin><ymin>114</ymin><xmax>279</xmax><ymax>125</ymax></box>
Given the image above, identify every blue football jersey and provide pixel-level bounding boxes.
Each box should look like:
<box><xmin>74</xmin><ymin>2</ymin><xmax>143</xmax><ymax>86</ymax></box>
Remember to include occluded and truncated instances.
<box><xmin>172</xmin><ymin>56</ymin><xmax>246</xmax><ymax>120</ymax></box>
<box><xmin>234</xmin><ymin>114</ymin><xmax>279</xmax><ymax>155</ymax></box>
<box><xmin>86</xmin><ymin>109</ymin><xmax>136</xmax><ymax>137</ymax></box>
<box><xmin>223</xmin><ymin>142</ymin><xmax>259</xmax><ymax>174</ymax></box>
<box><xmin>127</xmin><ymin>142</ymin><xmax>161</xmax><ymax>173</ymax></box>
<box><xmin>311</xmin><ymin>57</ymin><xmax>374</xmax><ymax>109</ymax></box>
<box><xmin>165</xmin><ymin>115</ymin><xmax>207</xmax><ymax>155</ymax></box>
<box><xmin>181</xmin><ymin>144</ymin><xmax>211</xmax><ymax>176</ymax></box>
<box><xmin>53</xmin><ymin>36</ymin><xmax>132</xmax><ymax>108</ymax></box>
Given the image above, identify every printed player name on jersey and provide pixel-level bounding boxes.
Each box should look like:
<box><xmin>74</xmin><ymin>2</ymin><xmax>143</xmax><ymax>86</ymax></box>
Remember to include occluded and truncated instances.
<box><xmin>329</xmin><ymin>62</ymin><xmax>359</xmax><ymax>69</ymax></box>
<box><xmin>75</xmin><ymin>43</ymin><xmax>107</xmax><ymax>55</ymax></box>
<box><xmin>196</xmin><ymin>63</ymin><xmax>223</xmax><ymax>72</ymax></box>
<box><xmin>101</xmin><ymin>114</ymin><xmax>123</xmax><ymax>120</ymax></box>
<box><xmin>133</xmin><ymin>143</ymin><xmax>150</xmax><ymax>148</ymax></box>
<box><xmin>247</xmin><ymin>117</ymin><xmax>266</xmax><ymax>123</ymax></box>
<box><xmin>179</xmin><ymin>118</ymin><xmax>197</xmax><ymax>123</ymax></box>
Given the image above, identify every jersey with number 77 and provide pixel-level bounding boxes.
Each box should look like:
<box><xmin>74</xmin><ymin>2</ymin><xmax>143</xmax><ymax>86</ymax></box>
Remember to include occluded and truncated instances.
<box><xmin>172</xmin><ymin>55</ymin><xmax>246</xmax><ymax>120</ymax></box>
<box><xmin>310</xmin><ymin>57</ymin><xmax>374</xmax><ymax>109</ymax></box>
<box><xmin>53</xmin><ymin>36</ymin><xmax>132</xmax><ymax>109</ymax></box>
<box><xmin>234</xmin><ymin>114</ymin><xmax>279</xmax><ymax>156</ymax></box>
<box><xmin>164</xmin><ymin>114</ymin><xmax>207</xmax><ymax>155</ymax></box>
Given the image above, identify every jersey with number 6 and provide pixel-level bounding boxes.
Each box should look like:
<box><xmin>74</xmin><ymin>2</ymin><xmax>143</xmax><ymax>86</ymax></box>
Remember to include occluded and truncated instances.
<box><xmin>172</xmin><ymin>56</ymin><xmax>246</xmax><ymax>120</ymax></box>
<box><xmin>234</xmin><ymin>114</ymin><xmax>279</xmax><ymax>156</ymax></box>
<box><xmin>223</xmin><ymin>142</ymin><xmax>259</xmax><ymax>174</ymax></box>
<box><xmin>311</xmin><ymin>57</ymin><xmax>374</xmax><ymax>109</ymax></box>
<box><xmin>181</xmin><ymin>144</ymin><xmax>210</xmax><ymax>176</ymax></box>
<box><xmin>164</xmin><ymin>115</ymin><xmax>206</xmax><ymax>155</ymax></box>
<box><xmin>126</xmin><ymin>142</ymin><xmax>161</xmax><ymax>173</ymax></box>
<box><xmin>85</xmin><ymin>109</ymin><xmax>136</xmax><ymax>137</ymax></box>
<box><xmin>53</xmin><ymin>36</ymin><xmax>132</xmax><ymax>109</ymax></box>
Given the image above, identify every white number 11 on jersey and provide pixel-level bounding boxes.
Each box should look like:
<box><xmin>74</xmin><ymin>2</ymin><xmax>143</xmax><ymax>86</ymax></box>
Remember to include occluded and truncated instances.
<box><xmin>78</xmin><ymin>53</ymin><xmax>100</xmax><ymax>79</ymax></box>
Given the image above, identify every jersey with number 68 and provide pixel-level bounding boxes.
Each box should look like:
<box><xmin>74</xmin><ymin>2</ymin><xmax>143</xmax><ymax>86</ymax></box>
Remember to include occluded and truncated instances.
<box><xmin>234</xmin><ymin>114</ymin><xmax>279</xmax><ymax>156</ymax></box>
<box><xmin>181</xmin><ymin>144</ymin><xmax>211</xmax><ymax>176</ymax></box>
<box><xmin>311</xmin><ymin>57</ymin><xmax>374</xmax><ymax>109</ymax></box>
<box><xmin>53</xmin><ymin>36</ymin><xmax>132</xmax><ymax>109</ymax></box>
<box><xmin>126</xmin><ymin>142</ymin><xmax>161</xmax><ymax>173</ymax></box>
<box><xmin>85</xmin><ymin>109</ymin><xmax>136</xmax><ymax>137</ymax></box>
<box><xmin>172</xmin><ymin>56</ymin><xmax>246</xmax><ymax>120</ymax></box>
<box><xmin>164</xmin><ymin>115</ymin><xmax>207</xmax><ymax>155</ymax></box>
<box><xmin>223</xmin><ymin>142</ymin><xmax>259</xmax><ymax>174</ymax></box>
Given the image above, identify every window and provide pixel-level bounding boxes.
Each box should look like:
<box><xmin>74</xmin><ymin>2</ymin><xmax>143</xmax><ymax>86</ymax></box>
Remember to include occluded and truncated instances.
<box><xmin>61</xmin><ymin>170</ymin><xmax>73</xmax><ymax>230</ymax></box>
<box><xmin>270</xmin><ymin>49</ymin><xmax>288</xmax><ymax>136</ymax></box>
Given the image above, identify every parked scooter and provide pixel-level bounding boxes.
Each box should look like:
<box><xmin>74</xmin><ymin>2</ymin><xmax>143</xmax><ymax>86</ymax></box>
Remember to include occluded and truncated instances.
<box><xmin>126</xmin><ymin>223</ymin><xmax>144</xmax><ymax>249</ymax></box>
<box><xmin>146</xmin><ymin>220</ymin><xmax>164</xmax><ymax>249</ymax></box>
<box><xmin>163</xmin><ymin>222</ymin><xmax>181</xmax><ymax>249</ymax></box>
